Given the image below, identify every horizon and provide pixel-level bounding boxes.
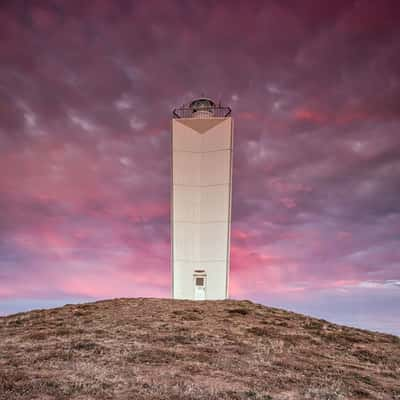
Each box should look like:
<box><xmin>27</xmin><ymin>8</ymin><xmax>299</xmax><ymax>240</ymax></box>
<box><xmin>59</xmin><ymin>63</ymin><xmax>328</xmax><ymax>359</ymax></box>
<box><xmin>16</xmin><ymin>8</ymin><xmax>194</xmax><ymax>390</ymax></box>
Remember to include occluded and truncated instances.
<box><xmin>0</xmin><ymin>1</ymin><xmax>399</xmax><ymax>336</ymax></box>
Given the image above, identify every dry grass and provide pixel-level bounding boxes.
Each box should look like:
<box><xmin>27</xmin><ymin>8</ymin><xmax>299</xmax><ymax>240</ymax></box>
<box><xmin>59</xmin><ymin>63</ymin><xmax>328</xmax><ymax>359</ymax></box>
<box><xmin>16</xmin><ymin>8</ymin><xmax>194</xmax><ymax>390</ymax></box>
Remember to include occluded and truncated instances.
<box><xmin>0</xmin><ymin>298</ymin><xmax>399</xmax><ymax>399</ymax></box>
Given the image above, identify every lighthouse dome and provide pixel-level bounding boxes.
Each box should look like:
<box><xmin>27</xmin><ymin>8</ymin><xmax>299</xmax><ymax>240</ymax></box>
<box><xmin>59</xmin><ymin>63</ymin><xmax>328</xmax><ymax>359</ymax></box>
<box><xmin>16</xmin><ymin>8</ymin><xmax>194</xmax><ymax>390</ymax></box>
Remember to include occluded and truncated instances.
<box><xmin>189</xmin><ymin>98</ymin><xmax>215</xmax><ymax>117</ymax></box>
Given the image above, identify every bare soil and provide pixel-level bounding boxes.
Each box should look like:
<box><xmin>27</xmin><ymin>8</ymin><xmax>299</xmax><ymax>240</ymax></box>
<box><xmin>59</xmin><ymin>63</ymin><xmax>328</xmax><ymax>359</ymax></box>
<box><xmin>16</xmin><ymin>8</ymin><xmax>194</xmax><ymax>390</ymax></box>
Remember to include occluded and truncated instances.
<box><xmin>0</xmin><ymin>298</ymin><xmax>399</xmax><ymax>399</ymax></box>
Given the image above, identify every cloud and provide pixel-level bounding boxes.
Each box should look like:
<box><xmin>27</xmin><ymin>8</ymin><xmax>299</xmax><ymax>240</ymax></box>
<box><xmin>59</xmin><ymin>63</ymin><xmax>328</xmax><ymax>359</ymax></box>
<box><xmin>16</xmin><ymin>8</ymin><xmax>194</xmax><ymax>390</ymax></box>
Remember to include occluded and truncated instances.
<box><xmin>358</xmin><ymin>280</ymin><xmax>400</xmax><ymax>289</ymax></box>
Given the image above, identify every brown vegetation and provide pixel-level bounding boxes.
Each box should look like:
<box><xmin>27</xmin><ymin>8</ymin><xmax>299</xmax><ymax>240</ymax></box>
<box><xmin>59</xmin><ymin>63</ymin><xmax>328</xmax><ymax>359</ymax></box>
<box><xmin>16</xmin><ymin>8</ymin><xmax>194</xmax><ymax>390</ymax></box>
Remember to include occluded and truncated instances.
<box><xmin>0</xmin><ymin>298</ymin><xmax>399</xmax><ymax>399</ymax></box>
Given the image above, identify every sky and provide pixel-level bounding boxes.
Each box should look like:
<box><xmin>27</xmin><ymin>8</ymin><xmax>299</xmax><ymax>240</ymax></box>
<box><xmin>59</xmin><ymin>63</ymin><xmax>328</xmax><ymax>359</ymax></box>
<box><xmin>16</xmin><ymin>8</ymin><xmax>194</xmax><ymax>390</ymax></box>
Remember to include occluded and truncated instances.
<box><xmin>0</xmin><ymin>0</ymin><xmax>399</xmax><ymax>335</ymax></box>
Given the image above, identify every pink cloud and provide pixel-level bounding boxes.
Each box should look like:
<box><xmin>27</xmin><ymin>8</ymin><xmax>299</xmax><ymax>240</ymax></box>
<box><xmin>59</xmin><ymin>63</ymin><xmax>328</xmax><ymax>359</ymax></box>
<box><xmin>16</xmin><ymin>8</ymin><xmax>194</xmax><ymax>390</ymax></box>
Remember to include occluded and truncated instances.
<box><xmin>0</xmin><ymin>0</ymin><xmax>399</xmax><ymax>334</ymax></box>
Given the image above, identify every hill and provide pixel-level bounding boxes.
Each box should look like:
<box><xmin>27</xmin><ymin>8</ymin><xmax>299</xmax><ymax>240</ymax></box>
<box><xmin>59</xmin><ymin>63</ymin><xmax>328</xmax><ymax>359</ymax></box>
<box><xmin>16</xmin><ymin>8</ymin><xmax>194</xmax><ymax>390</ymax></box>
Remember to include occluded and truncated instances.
<box><xmin>0</xmin><ymin>298</ymin><xmax>399</xmax><ymax>400</ymax></box>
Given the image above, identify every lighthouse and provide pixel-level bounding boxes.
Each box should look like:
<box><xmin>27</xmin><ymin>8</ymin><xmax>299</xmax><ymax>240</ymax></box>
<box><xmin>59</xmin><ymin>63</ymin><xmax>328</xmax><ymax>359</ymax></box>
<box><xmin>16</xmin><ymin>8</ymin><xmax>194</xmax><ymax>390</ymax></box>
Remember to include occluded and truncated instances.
<box><xmin>171</xmin><ymin>98</ymin><xmax>233</xmax><ymax>300</ymax></box>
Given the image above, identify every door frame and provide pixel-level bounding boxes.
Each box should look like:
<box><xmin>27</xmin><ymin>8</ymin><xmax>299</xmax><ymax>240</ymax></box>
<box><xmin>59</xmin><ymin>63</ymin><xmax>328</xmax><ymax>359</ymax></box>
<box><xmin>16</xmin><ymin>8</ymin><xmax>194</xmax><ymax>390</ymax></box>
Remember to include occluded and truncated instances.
<box><xmin>193</xmin><ymin>270</ymin><xmax>207</xmax><ymax>300</ymax></box>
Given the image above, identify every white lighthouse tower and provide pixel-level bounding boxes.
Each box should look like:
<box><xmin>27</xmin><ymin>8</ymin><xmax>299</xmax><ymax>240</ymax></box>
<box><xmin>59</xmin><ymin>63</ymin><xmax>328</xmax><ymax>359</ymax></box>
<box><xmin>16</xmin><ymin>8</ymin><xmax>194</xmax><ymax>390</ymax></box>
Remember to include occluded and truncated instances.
<box><xmin>171</xmin><ymin>98</ymin><xmax>233</xmax><ymax>300</ymax></box>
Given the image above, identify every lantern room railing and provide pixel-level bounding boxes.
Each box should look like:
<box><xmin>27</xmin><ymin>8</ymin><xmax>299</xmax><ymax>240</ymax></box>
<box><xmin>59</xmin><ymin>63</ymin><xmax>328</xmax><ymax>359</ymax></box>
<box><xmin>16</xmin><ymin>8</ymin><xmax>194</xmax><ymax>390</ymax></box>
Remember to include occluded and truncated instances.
<box><xmin>173</xmin><ymin>105</ymin><xmax>232</xmax><ymax>119</ymax></box>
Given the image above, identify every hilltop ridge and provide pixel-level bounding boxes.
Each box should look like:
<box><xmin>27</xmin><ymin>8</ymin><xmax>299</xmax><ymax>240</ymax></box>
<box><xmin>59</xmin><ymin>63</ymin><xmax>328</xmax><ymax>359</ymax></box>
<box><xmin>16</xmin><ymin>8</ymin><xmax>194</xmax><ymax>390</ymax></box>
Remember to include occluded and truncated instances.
<box><xmin>0</xmin><ymin>298</ymin><xmax>399</xmax><ymax>399</ymax></box>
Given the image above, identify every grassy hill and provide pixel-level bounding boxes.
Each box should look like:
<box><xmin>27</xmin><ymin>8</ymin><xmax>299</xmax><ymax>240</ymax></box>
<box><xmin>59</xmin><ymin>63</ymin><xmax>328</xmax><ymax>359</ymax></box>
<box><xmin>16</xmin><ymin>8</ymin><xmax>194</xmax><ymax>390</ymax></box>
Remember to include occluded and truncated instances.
<box><xmin>0</xmin><ymin>298</ymin><xmax>399</xmax><ymax>400</ymax></box>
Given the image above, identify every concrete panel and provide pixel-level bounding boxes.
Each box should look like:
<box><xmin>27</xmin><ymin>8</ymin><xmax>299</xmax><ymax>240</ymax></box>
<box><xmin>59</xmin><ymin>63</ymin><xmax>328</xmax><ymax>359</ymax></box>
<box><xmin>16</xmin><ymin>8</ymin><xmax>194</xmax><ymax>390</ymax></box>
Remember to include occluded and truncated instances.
<box><xmin>201</xmin><ymin>118</ymin><xmax>232</xmax><ymax>152</ymax></box>
<box><xmin>173</xmin><ymin>186</ymin><xmax>200</xmax><ymax>223</ymax></box>
<box><xmin>200</xmin><ymin>185</ymin><xmax>230</xmax><ymax>222</ymax></box>
<box><xmin>200</xmin><ymin>150</ymin><xmax>231</xmax><ymax>186</ymax></box>
<box><xmin>173</xmin><ymin>222</ymin><xmax>200</xmax><ymax>262</ymax></box>
<box><xmin>173</xmin><ymin>260</ymin><xmax>196</xmax><ymax>299</ymax></box>
<box><xmin>199</xmin><ymin>222</ymin><xmax>229</xmax><ymax>261</ymax></box>
<box><xmin>203</xmin><ymin>262</ymin><xmax>228</xmax><ymax>299</ymax></box>
<box><xmin>172</xmin><ymin>119</ymin><xmax>201</xmax><ymax>151</ymax></box>
<box><xmin>173</xmin><ymin>151</ymin><xmax>201</xmax><ymax>186</ymax></box>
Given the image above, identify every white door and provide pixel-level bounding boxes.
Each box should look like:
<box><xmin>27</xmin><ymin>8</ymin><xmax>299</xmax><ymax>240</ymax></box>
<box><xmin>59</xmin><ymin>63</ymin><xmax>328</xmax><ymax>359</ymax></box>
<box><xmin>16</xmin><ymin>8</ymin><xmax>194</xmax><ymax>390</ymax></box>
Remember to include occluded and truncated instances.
<box><xmin>194</xmin><ymin>276</ymin><xmax>206</xmax><ymax>300</ymax></box>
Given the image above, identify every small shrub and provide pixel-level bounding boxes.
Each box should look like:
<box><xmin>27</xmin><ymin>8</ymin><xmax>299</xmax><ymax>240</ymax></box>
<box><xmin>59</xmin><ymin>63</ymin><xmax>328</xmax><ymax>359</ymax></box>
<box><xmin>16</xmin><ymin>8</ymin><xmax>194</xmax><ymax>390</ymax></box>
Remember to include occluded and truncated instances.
<box><xmin>172</xmin><ymin>310</ymin><xmax>203</xmax><ymax>321</ymax></box>
<box><xmin>159</xmin><ymin>334</ymin><xmax>192</xmax><ymax>345</ymax></box>
<box><xmin>72</xmin><ymin>311</ymin><xmax>86</xmax><ymax>317</ymax></box>
<box><xmin>184</xmin><ymin>364</ymin><xmax>203</xmax><ymax>374</ymax></box>
<box><xmin>27</xmin><ymin>332</ymin><xmax>47</xmax><ymax>341</ymax></box>
<box><xmin>188</xmin><ymin>307</ymin><xmax>203</xmax><ymax>313</ymax></box>
<box><xmin>305</xmin><ymin>320</ymin><xmax>324</xmax><ymax>331</ymax></box>
<box><xmin>353</xmin><ymin>373</ymin><xmax>375</xmax><ymax>386</ymax></box>
<box><xmin>8</xmin><ymin>319</ymin><xmax>23</xmax><ymax>327</ymax></box>
<box><xmin>352</xmin><ymin>349</ymin><xmax>384</xmax><ymax>364</ymax></box>
<box><xmin>389</xmin><ymin>335</ymin><xmax>400</xmax><ymax>345</ymax></box>
<box><xmin>274</xmin><ymin>320</ymin><xmax>289</xmax><ymax>327</ymax></box>
<box><xmin>247</xmin><ymin>327</ymin><xmax>270</xmax><ymax>336</ymax></box>
<box><xmin>352</xmin><ymin>388</ymin><xmax>372</xmax><ymax>398</ymax></box>
<box><xmin>321</xmin><ymin>330</ymin><xmax>370</xmax><ymax>346</ymax></box>
<box><xmin>71</xmin><ymin>340</ymin><xmax>97</xmax><ymax>351</ymax></box>
<box><xmin>245</xmin><ymin>392</ymin><xmax>273</xmax><ymax>400</ymax></box>
<box><xmin>227</xmin><ymin>308</ymin><xmax>250</xmax><ymax>316</ymax></box>
<box><xmin>182</xmin><ymin>312</ymin><xmax>202</xmax><ymax>321</ymax></box>
<box><xmin>55</xmin><ymin>328</ymin><xmax>72</xmax><ymax>336</ymax></box>
<box><xmin>78</xmin><ymin>304</ymin><xmax>93</xmax><ymax>310</ymax></box>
